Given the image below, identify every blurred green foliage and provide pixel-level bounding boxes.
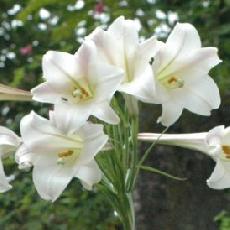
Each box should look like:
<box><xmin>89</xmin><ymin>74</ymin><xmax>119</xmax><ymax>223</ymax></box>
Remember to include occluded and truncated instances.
<box><xmin>215</xmin><ymin>211</ymin><xmax>230</xmax><ymax>230</ymax></box>
<box><xmin>0</xmin><ymin>0</ymin><xmax>229</xmax><ymax>229</ymax></box>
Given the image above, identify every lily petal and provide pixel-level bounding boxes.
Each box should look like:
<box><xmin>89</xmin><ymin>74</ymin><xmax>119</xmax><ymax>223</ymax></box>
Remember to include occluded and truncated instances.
<box><xmin>86</xmin><ymin>27</ymin><xmax>122</xmax><ymax>67</ymax></box>
<box><xmin>176</xmin><ymin>48</ymin><xmax>221</xmax><ymax>80</ymax></box>
<box><xmin>75</xmin><ymin>160</ymin><xmax>102</xmax><ymax>190</ymax></box>
<box><xmin>182</xmin><ymin>75</ymin><xmax>220</xmax><ymax>115</ymax></box>
<box><xmin>15</xmin><ymin>144</ymin><xmax>32</xmax><ymax>170</ymax></box>
<box><xmin>42</xmin><ymin>51</ymin><xmax>81</xmax><ymax>84</ymax></box>
<box><xmin>49</xmin><ymin>104</ymin><xmax>88</xmax><ymax>134</ymax></box>
<box><xmin>91</xmin><ymin>103</ymin><xmax>120</xmax><ymax>125</ymax></box>
<box><xmin>207</xmin><ymin>160</ymin><xmax>230</xmax><ymax>189</ymax></box>
<box><xmin>78</xmin><ymin>122</ymin><xmax>108</xmax><ymax>165</ymax></box>
<box><xmin>33</xmin><ymin>162</ymin><xmax>76</xmax><ymax>202</ymax></box>
<box><xmin>0</xmin><ymin>126</ymin><xmax>21</xmax><ymax>150</ymax></box>
<box><xmin>20</xmin><ymin>111</ymin><xmax>82</xmax><ymax>153</ymax></box>
<box><xmin>31</xmin><ymin>82</ymin><xmax>71</xmax><ymax>104</ymax></box>
<box><xmin>92</xmin><ymin>103</ymin><xmax>120</xmax><ymax>125</ymax></box>
<box><xmin>155</xmin><ymin>23</ymin><xmax>202</xmax><ymax>75</ymax></box>
<box><xmin>108</xmin><ymin>16</ymin><xmax>140</xmax><ymax>59</ymax></box>
<box><xmin>160</xmin><ymin>101</ymin><xmax>183</xmax><ymax>126</ymax></box>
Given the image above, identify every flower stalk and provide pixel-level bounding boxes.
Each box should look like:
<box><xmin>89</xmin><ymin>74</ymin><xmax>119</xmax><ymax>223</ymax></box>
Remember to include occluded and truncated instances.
<box><xmin>96</xmin><ymin>97</ymin><xmax>139</xmax><ymax>229</ymax></box>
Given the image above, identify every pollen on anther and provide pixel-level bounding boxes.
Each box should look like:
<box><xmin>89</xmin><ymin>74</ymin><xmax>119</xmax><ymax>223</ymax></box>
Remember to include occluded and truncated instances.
<box><xmin>58</xmin><ymin>150</ymin><xmax>74</xmax><ymax>158</ymax></box>
<box><xmin>167</xmin><ymin>76</ymin><xmax>184</xmax><ymax>88</ymax></box>
<box><xmin>222</xmin><ymin>146</ymin><xmax>230</xmax><ymax>159</ymax></box>
<box><xmin>167</xmin><ymin>77</ymin><xmax>177</xmax><ymax>84</ymax></box>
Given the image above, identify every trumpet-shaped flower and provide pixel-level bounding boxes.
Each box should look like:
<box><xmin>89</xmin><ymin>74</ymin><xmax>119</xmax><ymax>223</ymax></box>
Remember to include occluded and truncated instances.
<box><xmin>18</xmin><ymin>109</ymin><xmax>108</xmax><ymax>202</ymax></box>
<box><xmin>87</xmin><ymin>16</ymin><xmax>158</xmax><ymax>103</ymax></box>
<box><xmin>151</xmin><ymin>23</ymin><xmax>221</xmax><ymax>126</ymax></box>
<box><xmin>138</xmin><ymin>125</ymin><xmax>230</xmax><ymax>189</ymax></box>
<box><xmin>32</xmin><ymin>41</ymin><xmax>123</xmax><ymax>125</ymax></box>
<box><xmin>0</xmin><ymin>126</ymin><xmax>21</xmax><ymax>192</ymax></box>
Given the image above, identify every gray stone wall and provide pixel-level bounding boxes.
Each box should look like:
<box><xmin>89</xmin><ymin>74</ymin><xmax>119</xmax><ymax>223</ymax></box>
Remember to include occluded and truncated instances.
<box><xmin>136</xmin><ymin>104</ymin><xmax>230</xmax><ymax>230</ymax></box>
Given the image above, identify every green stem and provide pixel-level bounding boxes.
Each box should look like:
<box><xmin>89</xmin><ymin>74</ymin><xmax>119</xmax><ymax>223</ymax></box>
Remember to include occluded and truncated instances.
<box><xmin>99</xmin><ymin>96</ymin><xmax>139</xmax><ymax>229</ymax></box>
<box><xmin>127</xmin><ymin>116</ymin><xmax>139</xmax><ymax>192</ymax></box>
<box><xmin>115</xmin><ymin>192</ymin><xmax>135</xmax><ymax>230</ymax></box>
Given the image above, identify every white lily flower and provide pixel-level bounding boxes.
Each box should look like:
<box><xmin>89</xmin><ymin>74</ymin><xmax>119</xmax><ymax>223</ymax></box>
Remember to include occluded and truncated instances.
<box><xmin>87</xmin><ymin>16</ymin><xmax>159</xmax><ymax>103</ymax></box>
<box><xmin>0</xmin><ymin>126</ymin><xmax>21</xmax><ymax>192</ymax></box>
<box><xmin>151</xmin><ymin>23</ymin><xmax>221</xmax><ymax>126</ymax></box>
<box><xmin>31</xmin><ymin>40</ymin><xmax>123</xmax><ymax>125</ymax></box>
<box><xmin>138</xmin><ymin>125</ymin><xmax>230</xmax><ymax>189</ymax></box>
<box><xmin>18</xmin><ymin>110</ymin><xmax>108</xmax><ymax>202</ymax></box>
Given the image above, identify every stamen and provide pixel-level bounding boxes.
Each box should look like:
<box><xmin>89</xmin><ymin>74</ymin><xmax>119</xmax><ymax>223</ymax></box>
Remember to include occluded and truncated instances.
<box><xmin>72</xmin><ymin>88</ymin><xmax>82</xmax><ymax>98</ymax></box>
<box><xmin>72</xmin><ymin>84</ymin><xmax>93</xmax><ymax>101</ymax></box>
<box><xmin>57</xmin><ymin>150</ymin><xmax>73</xmax><ymax>165</ymax></box>
<box><xmin>158</xmin><ymin>75</ymin><xmax>184</xmax><ymax>89</ymax></box>
<box><xmin>57</xmin><ymin>148</ymin><xmax>82</xmax><ymax>165</ymax></box>
<box><xmin>222</xmin><ymin>146</ymin><xmax>230</xmax><ymax>159</ymax></box>
<box><xmin>58</xmin><ymin>150</ymin><xmax>74</xmax><ymax>158</ymax></box>
<box><xmin>81</xmin><ymin>87</ymin><xmax>90</xmax><ymax>98</ymax></box>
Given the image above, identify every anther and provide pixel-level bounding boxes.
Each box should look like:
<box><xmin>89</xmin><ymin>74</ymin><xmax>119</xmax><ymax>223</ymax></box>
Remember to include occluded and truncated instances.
<box><xmin>222</xmin><ymin>146</ymin><xmax>230</xmax><ymax>159</ymax></box>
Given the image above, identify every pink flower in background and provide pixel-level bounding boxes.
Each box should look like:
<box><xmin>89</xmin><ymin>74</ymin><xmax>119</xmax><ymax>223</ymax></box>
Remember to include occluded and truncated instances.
<box><xmin>20</xmin><ymin>44</ymin><xmax>32</xmax><ymax>56</ymax></box>
<box><xmin>94</xmin><ymin>1</ymin><xmax>104</xmax><ymax>14</ymax></box>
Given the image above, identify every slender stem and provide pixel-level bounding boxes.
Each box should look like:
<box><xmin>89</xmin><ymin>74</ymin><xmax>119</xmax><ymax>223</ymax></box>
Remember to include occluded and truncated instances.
<box><xmin>127</xmin><ymin>116</ymin><xmax>139</xmax><ymax>192</ymax></box>
<box><xmin>115</xmin><ymin>192</ymin><xmax>135</xmax><ymax>230</ymax></box>
<box><xmin>99</xmin><ymin>96</ymin><xmax>139</xmax><ymax>230</ymax></box>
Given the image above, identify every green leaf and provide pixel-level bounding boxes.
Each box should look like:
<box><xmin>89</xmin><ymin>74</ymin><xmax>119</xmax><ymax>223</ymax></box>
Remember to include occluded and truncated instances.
<box><xmin>139</xmin><ymin>165</ymin><xmax>187</xmax><ymax>181</ymax></box>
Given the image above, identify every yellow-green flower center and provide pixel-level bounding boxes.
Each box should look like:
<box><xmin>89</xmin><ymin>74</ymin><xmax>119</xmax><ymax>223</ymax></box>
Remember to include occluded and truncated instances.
<box><xmin>72</xmin><ymin>81</ymin><xmax>94</xmax><ymax>102</ymax></box>
<box><xmin>56</xmin><ymin>135</ymin><xmax>83</xmax><ymax>165</ymax></box>
<box><xmin>158</xmin><ymin>75</ymin><xmax>184</xmax><ymax>89</ymax></box>
<box><xmin>57</xmin><ymin>149</ymin><xmax>81</xmax><ymax>165</ymax></box>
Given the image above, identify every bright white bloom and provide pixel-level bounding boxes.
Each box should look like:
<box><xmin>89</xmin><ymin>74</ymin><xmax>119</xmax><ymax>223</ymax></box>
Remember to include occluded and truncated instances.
<box><xmin>18</xmin><ymin>109</ymin><xmax>108</xmax><ymax>202</ymax></box>
<box><xmin>138</xmin><ymin>125</ymin><xmax>230</xmax><ymax>189</ymax></box>
<box><xmin>0</xmin><ymin>126</ymin><xmax>21</xmax><ymax>192</ymax></box>
<box><xmin>32</xmin><ymin>41</ymin><xmax>123</xmax><ymax>125</ymax></box>
<box><xmin>87</xmin><ymin>16</ymin><xmax>158</xmax><ymax>103</ymax></box>
<box><xmin>151</xmin><ymin>23</ymin><xmax>221</xmax><ymax>126</ymax></box>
